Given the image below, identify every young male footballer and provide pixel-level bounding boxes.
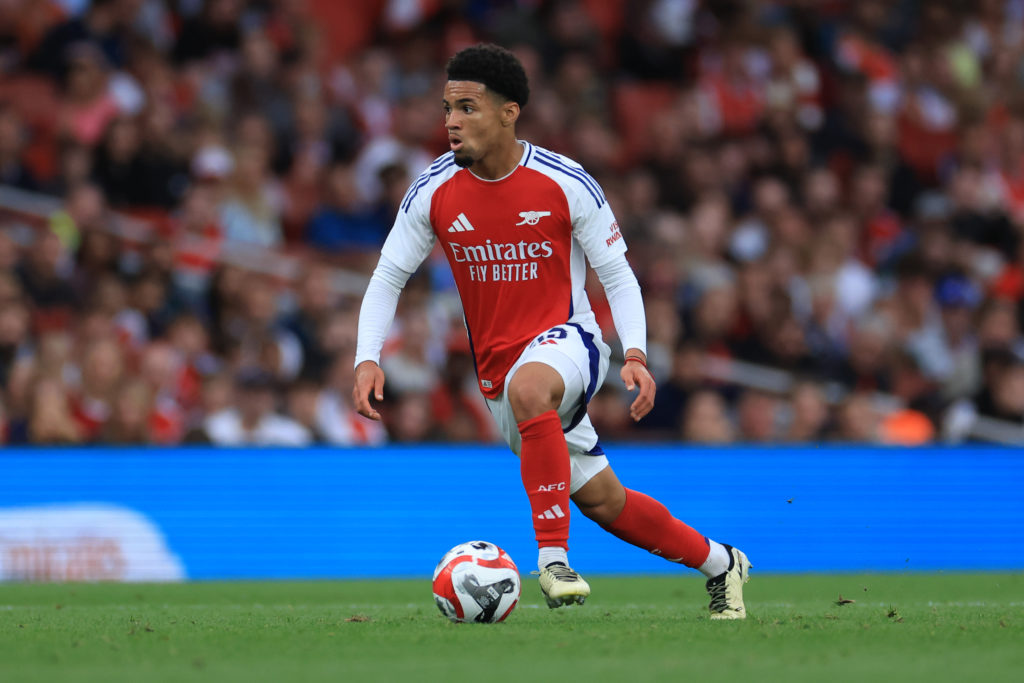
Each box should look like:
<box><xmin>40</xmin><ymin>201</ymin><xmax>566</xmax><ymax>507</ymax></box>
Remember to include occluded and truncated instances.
<box><xmin>353</xmin><ymin>44</ymin><xmax>750</xmax><ymax>618</ymax></box>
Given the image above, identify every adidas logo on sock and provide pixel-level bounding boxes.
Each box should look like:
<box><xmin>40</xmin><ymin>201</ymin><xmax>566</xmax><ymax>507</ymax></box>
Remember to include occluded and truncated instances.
<box><xmin>537</xmin><ymin>504</ymin><xmax>566</xmax><ymax>520</ymax></box>
<box><xmin>447</xmin><ymin>212</ymin><xmax>475</xmax><ymax>232</ymax></box>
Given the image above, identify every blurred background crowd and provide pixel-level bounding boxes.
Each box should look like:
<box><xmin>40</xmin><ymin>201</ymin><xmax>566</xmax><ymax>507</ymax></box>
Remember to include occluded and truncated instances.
<box><xmin>1</xmin><ymin>0</ymin><xmax>1024</xmax><ymax>446</ymax></box>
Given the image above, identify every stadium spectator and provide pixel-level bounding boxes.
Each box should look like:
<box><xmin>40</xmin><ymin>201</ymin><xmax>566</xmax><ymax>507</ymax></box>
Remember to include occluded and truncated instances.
<box><xmin>681</xmin><ymin>390</ymin><xmax>734</xmax><ymax>444</ymax></box>
<box><xmin>27</xmin><ymin>376</ymin><xmax>83</xmax><ymax>444</ymax></box>
<box><xmin>380</xmin><ymin>305</ymin><xmax>441</xmax><ymax>396</ymax></box>
<box><xmin>101</xmin><ymin>377</ymin><xmax>154</xmax><ymax>444</ymax></box>
<box><xmin>169</xmin><ymin>183</ymin><xmax>226</xmax><ymax>312</ymax></box>
<box><xmin>202</xmin><ymin>367</ymin><xmax>311</xmax><ymax>446</ymax></box>
<box><xmin>56</xmin><ymin>42</ymin><xmax>124</xmax><ymax>148</ymax></box>
<box><xmin>91</xmin><ymin>115</ymin><xmax>150</xmax><ymax>207</ymax></box>
<box><xmin>586</xmin><ymin>383</ymin><xmax>634</xmax><ymax>442</ymax></box>
<box><xmin>351</xmin><ymin>91</ymin><xmax>436</xmax><ymax>205</ymax></box>
<box><xmin>184</xmin><ymin>371</ymin><xmax>233</xmax><ymax>442</ymax></box>
<box><xmin>986</xmin><ymin>356</ymin><xmax>1024</xmax><ymax>422</ymax></box>
<box><xmin>0</xmin><ymin>229</ymin><xmax>18</xmax><ymax>271</ymax></box>
<box><xmin>28</xmin><ymin>0</ymin><xmax>130</xmax><ymax>77</ymax></box>
<box><xmin>736</xmin><ymin>388</ymin><xmax>782</xmax><ymax>443</ymax></box>
<box><xmin>70</xmin><ymin>337</ymin><xmax>123</xmax><ymax>440</ymax></box>
<box><xmin>0</xmin><ymin>104</ymin><xmax>38</xmax><ymax>190</ymax></box>
<box><xmin>641</xmin><ymin>341</ymin><xmax>706</xmax><ymax>436</ymax></box>
<box><xmin>130</xmin><ymin>267</ymin><xmax>177</xmax><ymax>339</ymax></box>
<box><xmin>171</xmin><ymin>0</ymin><xmax>243</xmax><ymax>66</ymax></box>
<box><xmin>306</xmin><ymin>162</ymin><xmax>389</xmax><ymax>262</ymax></box>
<box><xmin>284</xmin><ymin>375</ymin><xmax>327</xmax><ymax>443</ymax></box>
<box><xmin>784</xmin><ymin>380</ymin><xmax>831</xmax><ymax>442</ymax></box>
<box><xmin>836</xmin><ymin>315</ymin><xmax>894</xmax><ymax>392</ymax></box>
<box><xmin>229</xmin><ymin>30</ymin><xmax>290</xmax><ymax>140</ymax></box>
<box><xmin>973</xmin><ymin>347</ymin><xmax>1024</xmax><ymax>421</ymax></box>
<box><xmin>934</xmin><ymin>275</ymin><xmax>982</xmax><ymax>399</ymax></box>
<box><xmin>280</xmin><ymin>264</ymin><xmax>339</xmax><ymax>375</ymax></box>
<box><xmin>17</xmin><ymin>229</ymin><xmax>76</xmax><ymax>325</ymax></box>
<box><xmin>219</xmin><ymin>143</ymin><xmax>284</xmax><ymax>247</ymax></box>
<box><xmin>832</xmin><ymin>392</ymin><xmax>881</xmax><ymax>443</ymax></box>
<box><xmin>382</xmin><ymin>391</ymin><xmax>437</xmax><ymax>443</ymax></box>
<box><xmin>430</xmin><ymin>337</ymin><xmax>496</xmax><ymax>443</ymax></box>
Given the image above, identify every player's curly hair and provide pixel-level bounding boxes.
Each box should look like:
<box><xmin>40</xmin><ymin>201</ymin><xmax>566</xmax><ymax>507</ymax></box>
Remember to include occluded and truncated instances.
<box><xmin>445</xmin><ymin>44</ymin><xmax>529</xmax><ymax>108</ymax></box>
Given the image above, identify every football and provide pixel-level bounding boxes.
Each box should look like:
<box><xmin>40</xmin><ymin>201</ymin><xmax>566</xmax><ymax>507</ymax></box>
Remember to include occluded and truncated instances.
<box><xmin>432</xmin><ymin>541</ymin><xmax>521</xmax><ymax>623</ymax></box>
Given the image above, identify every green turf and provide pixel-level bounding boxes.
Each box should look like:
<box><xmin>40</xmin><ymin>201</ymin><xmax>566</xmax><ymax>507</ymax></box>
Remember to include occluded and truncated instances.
<box><xmin>1</xmin><ymin>573</ymin><xmax>1021</xmax><ymax>683</ymax></box>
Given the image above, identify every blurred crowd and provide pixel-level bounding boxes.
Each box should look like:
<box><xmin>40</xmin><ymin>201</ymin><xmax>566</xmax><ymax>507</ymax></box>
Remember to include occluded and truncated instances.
<box><xmin>2</xmin><ymin>0</ymin><xmax>1024</xmax><ymax>446</ymax></box>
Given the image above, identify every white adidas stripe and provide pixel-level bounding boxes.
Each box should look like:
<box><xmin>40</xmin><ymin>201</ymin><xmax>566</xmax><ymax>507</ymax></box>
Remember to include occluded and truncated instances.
<box><xmin>537</xmin><ymin>504</ymin><xmax>566</xmax><ymax>520</ymax></box>
<box><xmin>447</xmin><ymin>213</ymin><xmax>475</xmax><ymax>232</ymax></box>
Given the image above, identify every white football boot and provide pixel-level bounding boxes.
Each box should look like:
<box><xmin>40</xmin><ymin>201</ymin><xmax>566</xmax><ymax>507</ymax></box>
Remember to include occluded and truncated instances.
<box><xmin>705</xmin><ymin>544</ymin><xmax>751</xmax><ymax>620</ymax></box>
<box><xmin>538</xmin><ymin>563</ymin><xmax>590</xmax><ymax>608</ymax></box>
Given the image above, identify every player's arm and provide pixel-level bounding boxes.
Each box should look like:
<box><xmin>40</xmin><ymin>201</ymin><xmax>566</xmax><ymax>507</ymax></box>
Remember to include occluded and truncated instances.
<box><xmin>353</xmin><ymin>182</ymin><xmax>437</xmax><ymax>420</ymax></box>
<box><xmin>569</xmin><ymin>181</ymin><xmax>655</xmax><ymax>422</ymax></box>
<box><xmin>591</xmin><ymin>254</ymin><xmax>655</xmax><ymax>422</ymax></box>
<box><xmin>353</xmin><ymin>256</ymin><xmax>415</xmax><ymax>420</ymax></box>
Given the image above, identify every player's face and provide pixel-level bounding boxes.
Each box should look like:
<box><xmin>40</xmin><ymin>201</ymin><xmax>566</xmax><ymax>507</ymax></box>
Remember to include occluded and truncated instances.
<box><xmin>443</xmin><ymin>81</ymin><xmax>505</xmax><ymax>168</ymax></box>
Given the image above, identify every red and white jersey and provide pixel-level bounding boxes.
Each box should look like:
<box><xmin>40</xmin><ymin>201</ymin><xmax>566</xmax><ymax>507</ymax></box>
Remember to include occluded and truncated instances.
<box><xmin>381</xmin><ymin>141</ymin><xmax>626</xmax><ymax>398</ymax></box>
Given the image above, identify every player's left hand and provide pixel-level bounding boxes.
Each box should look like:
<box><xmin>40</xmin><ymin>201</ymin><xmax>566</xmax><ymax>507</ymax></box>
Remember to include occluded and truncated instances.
<box><xmin>621</xmin><ymin>355</ymin><xmax>655</xmax><ymax>422</ymax></box>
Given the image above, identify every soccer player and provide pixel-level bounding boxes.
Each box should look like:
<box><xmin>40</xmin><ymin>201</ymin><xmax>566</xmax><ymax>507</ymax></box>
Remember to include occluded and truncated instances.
<box><xmin>353</xmin><ymin>44</ymin><xmax>750</xmax><ymax>618</ymax></box>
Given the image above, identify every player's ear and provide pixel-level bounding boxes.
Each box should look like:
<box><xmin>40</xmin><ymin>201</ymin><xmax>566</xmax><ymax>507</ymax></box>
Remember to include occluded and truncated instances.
<box><xmin>501</xmin><ymin>101</ymin><xmax>520</xmax><ymax>128</ymax></box>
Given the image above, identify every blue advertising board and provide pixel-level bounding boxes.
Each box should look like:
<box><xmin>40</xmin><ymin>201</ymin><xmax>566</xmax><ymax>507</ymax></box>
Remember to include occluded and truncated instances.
<box><xmin>1</xmin><ymin>445</ymin><xmax>1022</xmax><ymax>580</ymax></box>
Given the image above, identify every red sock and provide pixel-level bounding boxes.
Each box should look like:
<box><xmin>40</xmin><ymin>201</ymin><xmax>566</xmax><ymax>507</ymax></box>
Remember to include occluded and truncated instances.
<box><xmin>603</xmin><ymin>488</ymin><xmax>711</xmax><ymax>568</ymax></box>
<box><xmin>518</xmin><ymin>410</ymin><xmax>570</xmax><ymax>550</ymax></box>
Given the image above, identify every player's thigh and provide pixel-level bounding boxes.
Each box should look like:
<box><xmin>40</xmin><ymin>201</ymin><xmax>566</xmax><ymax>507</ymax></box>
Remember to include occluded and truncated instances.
<box><xmin>515</xmin><ymin>323</ymin><xmax>609</xmax><ymax>417</ymax></box>
<box><xmin>488</xmin><ymin>324</ymin><xmax>598</xmax><ymax>448</ymax></box>
<box><xmin>487</xmin><ymin>344</ymin><xmax>586</xmax><ymax>455</ymax></box>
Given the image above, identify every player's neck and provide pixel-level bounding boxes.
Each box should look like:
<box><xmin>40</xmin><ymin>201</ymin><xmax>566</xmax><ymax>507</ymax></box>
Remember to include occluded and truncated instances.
<box><xmin>469</xmin><ymin>138</ymin><xmax>523</xmax><ymax>181</ymax></box>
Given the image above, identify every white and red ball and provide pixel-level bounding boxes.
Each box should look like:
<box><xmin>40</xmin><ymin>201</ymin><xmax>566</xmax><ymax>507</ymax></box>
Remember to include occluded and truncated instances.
<box><xmin>432</xmin><ymin>541</ymin><xmax>521</xmax><ymax>623</ymax></box>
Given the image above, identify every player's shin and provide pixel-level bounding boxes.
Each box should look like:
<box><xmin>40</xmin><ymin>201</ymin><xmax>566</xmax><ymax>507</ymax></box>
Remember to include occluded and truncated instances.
<box><xmin>517</xmin><ymin>410</ymin><xmax>571</xmax><ymax>560</ymax></box>
<box><xmin>601</xmin><ymin>488</ymin><xmax>729</xmax><ymax>575</ymax></box>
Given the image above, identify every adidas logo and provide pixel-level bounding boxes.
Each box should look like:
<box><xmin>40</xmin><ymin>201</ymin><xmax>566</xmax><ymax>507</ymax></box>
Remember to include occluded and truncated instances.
<box><xmin>447</xmin><ymin>212</ymin><xmax>475</xmax><ymax>232</ymax></box>
<box><xmin>537</xmin><ymin>504</ymin><xmax>566</xmax><ymax>520</ymax></box>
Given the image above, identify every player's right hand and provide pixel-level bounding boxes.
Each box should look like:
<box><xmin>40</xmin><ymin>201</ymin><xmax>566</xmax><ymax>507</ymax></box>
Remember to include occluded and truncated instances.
<box><xmin>353</xmin><ymin>361</ymin><xmax>386</xmax><ymax>421</ymax></box>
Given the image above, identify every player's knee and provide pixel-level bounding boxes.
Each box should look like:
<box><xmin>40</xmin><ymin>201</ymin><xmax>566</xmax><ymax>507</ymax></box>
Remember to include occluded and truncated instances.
<box><xmin>508</xmin><ymin>375</ymin><xmax>562</xmax><ymax>421</ymax></box>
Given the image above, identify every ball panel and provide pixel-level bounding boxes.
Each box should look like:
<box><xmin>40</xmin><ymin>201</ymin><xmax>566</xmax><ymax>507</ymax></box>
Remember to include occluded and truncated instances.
<box><xmin>495</xmin><ymin>596</ymin><xmax>519</xmax><ymax>623</ymax></box>
<box><xmin>431</xmin><ymin>562</ymin><xmax>466</xmax><ymax>620</ymax></box>
<box><xmin>433</xmin><ymin>595</ymin><xmax>458</xmax><ymax>621</ymax></box>
<box><xmin>433</xmin><ymin>545</ymin><xmax>473</xmax><ymax>579</ymax></box>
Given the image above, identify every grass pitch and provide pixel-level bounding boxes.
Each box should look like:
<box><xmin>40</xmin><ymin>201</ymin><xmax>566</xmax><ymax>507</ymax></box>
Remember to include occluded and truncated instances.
<box><xmin>1</xmin><ymin>573</ymin><xmax>1021</xmax><ymax>683</ymax></box>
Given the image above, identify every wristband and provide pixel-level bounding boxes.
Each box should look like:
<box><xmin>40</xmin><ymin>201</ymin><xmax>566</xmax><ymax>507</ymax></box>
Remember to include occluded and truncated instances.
<box><xmin>625</xmin><ymin>356</ymin><xmax>647</xmax><ymax>369</ymax></box>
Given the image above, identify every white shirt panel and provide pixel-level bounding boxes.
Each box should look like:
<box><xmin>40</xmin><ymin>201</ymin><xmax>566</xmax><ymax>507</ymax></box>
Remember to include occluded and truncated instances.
<box><xmin>379</xmin><ymin>153</ymin><xmax>458</xmax><ymax>273</ymax></box>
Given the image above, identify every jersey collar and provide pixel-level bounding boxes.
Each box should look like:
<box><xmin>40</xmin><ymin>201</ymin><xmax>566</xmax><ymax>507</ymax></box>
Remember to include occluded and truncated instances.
<box><xmin>466</xmin><ymin>141</ymin><xmax>529</xmax><ymax>183</ymax></box>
